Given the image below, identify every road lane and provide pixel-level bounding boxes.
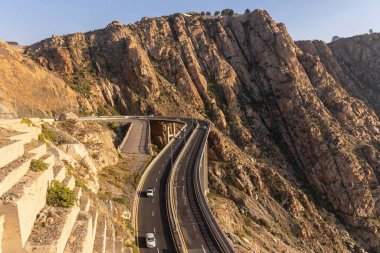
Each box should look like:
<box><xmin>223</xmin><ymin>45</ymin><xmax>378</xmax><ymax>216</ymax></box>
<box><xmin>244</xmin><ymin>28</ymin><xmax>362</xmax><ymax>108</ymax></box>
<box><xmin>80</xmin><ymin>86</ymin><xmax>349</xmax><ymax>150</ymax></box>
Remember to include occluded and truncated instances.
<box><xmin>137</xmin><ymin>120</ymin><xmax>194</xmax><ymax>253</ymax></box>
<box><xmin>175</xmin><ymin>125</ymin><xmax>221</xmax><ymax>252</ymax></box>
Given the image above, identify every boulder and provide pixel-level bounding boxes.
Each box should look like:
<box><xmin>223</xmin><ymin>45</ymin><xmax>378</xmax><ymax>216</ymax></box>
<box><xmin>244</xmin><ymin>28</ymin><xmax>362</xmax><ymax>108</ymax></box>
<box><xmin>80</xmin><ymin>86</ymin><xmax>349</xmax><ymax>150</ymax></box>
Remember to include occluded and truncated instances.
<box><xmin>58</xmin><ymin>112</ymin><xmax>79</xmax><ymax>122</ymax></box>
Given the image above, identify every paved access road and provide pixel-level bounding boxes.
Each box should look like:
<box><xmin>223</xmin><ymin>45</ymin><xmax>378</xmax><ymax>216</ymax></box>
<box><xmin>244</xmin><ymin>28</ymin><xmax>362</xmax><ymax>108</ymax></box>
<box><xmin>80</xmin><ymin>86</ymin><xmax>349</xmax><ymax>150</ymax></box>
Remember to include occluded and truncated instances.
<box><xmin>120</xmin><ymin>119</ymin><xmax>150</xmax><ymax>155</ymax></box>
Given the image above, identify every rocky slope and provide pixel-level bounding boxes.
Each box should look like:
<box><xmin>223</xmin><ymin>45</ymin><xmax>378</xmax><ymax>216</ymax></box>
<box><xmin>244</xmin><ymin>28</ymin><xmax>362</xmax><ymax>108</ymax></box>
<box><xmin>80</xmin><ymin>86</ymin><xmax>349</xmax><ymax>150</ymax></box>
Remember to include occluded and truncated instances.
<box><xmin>0</xmin><ymin>40</ymin><xmax>78</xmax><ymax>117</ymax></box>
<box><xmin>25</xmin><ymin>10</ymin><xmax>380</xmax><ymax>252</ymax></box>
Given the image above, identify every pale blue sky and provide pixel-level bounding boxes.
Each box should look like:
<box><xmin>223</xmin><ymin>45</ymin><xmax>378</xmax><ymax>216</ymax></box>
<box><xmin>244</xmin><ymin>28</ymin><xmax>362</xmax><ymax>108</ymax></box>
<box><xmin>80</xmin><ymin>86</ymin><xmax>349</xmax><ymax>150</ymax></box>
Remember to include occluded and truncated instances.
<box><xmin>1</xmin><ymin>0</ymin><xmax>379</xmax><ymax>45</ymax></box>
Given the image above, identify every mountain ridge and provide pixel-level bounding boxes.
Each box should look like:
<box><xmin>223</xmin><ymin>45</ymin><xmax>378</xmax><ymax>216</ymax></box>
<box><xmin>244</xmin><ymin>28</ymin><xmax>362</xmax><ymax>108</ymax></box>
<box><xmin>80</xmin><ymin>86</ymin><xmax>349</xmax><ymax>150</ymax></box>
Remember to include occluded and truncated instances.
<box><xmin>6</xmin><ymin>9</ymin><xmax>380</xmax><ymax>252</ymax></box>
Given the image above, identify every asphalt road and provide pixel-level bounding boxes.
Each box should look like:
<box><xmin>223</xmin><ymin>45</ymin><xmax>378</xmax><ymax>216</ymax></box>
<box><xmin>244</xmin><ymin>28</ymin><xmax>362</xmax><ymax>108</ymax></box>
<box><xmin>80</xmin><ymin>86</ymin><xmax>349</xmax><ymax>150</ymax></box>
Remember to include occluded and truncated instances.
<box><xmin>137</xmin><ymin>119</ymin><xmax>195</xmax><ymax>253</ymax></box>
<box><xmin>175</xmin><ymin>122</ymin><xmax>221</xmax><ymax>253</ymax></box>
<box><xmin>120</xmin><ymin>119</ymin><xmax>150</xmax><ymax>154</ymax></box>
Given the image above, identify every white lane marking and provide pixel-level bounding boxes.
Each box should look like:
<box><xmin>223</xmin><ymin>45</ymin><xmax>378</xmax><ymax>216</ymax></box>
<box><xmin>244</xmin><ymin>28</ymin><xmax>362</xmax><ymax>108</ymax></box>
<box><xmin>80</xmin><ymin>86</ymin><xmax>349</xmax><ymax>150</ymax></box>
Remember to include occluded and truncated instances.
<box><xmin>157</xmin><ymin>249</ymin><xmax>160</xmax><ymax>253</ymax></box>
<box><xmin>154</xmin><ymin>187</ymin><xmax>156</xmax><ymax>191</ymax></box>
<box><xmin>154</xmin><ymin>227</ymin><xmax>156</xmax><ymax>233</ymax></box>
<box><xmin>155</xmin><ymin>178</ymin><xmax>157</xmax><ymax>182</ymax></box>
<box><xmin>201</xmin><ymin>245</ymin><xmax>206</xmax><ymax>253</ymax></box>
<box><xmin>152</xmin><ymin>198</ymin><xmax>155</xmax><ymax>204</ymax></box>
<box><xmin>152</xmin><ymin>211</ymin><xmax>154</xmax><ymax>217</ymax></box>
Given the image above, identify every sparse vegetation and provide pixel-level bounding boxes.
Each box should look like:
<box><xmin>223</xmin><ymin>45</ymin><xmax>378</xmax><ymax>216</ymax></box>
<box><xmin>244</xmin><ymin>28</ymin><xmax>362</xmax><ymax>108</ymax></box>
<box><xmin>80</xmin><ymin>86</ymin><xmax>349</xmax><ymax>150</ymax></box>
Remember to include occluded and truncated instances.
<box><xmin>75</xmin><ymin>177</ymin><xmax>89</xmax><ymax>191</ymax></box>
<box><xmin>107</xmin><ymin>122</ymin><xmax>118</xmax><ymax>130</ymax></box>
<box><xmin>62</xmin><ymin>159</ymin><xmax>74</xmax><ymax>175</ymax></box>
<box><xmin>113</xmin><ymin>196</ymin><xmax>127</xmax><ymax>205</ymax></box>
<box><xmin>29</xmin><ymin>159</ymin><xmax>49</xmax><ymax>172</ymax></box>
<box><xmin>97</xmin><ymin>106</ymin><xmax>108</xmax><ymax>116</ymax></box>
<box><xmin>38</xmin><ymin>124</ymin><xmax>57</xmax><ymax>144</ymax></box>
<box><xmin>21</xmin><ymin>118</ymin><xmax>33</xmax><ymax>126</ymax></box>
<box><xmin>47</xmin><ymin>180</ymin><xmax>77</xmax><ymax>208</ymax></box>
<box><xmin>133</xmin><ymin>172</ymin><xmax>141</xmax><ymax>188</ymax></box>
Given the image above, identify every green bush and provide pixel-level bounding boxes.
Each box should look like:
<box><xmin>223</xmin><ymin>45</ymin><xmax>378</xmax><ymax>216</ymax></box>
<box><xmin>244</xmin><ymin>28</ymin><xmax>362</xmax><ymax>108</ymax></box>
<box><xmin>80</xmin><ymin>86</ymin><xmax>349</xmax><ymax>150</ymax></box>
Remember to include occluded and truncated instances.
<box><xmin>21</xmin><ymin>118</ymin><xmax>33</xmax><ymax>126</ymax></box>
<box><xmin>75</xmin><ymin>178</ymin><xmax>89</xmax><ymax>191</ymax></box>
<box><xmin>30</xmin><ymin>159</ymin><xmax>49</xmax><ymax>172</ymax></box>
<box><xmin>107</xmin><ymin>122</ymin><xmax>117</xmax><ymax>130</ymax></box>
<box><xmin>47</xmin><ymin>180</ymin><xmax>77</xmax><ymax>208</ymax></box>
<box><xmin>40</xmin><ymin>125</ymin><xmax>56</xmax><ymax>143</ymax></box>
<box><xmin>113</xmin><ymin>196</ymin><xmax>127</xmax><ymax>205</ymax></box>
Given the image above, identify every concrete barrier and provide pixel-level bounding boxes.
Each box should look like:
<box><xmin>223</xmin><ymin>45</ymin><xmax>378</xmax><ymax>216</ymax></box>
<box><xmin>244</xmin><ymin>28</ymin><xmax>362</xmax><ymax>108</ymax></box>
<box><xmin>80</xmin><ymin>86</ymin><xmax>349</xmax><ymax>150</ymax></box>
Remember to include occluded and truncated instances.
<box><xmin>64</xmin><ymin>212</ymin><xmax>93</xmax><ymax>253</ymax></box>
<box><xmin>167</xmin><ymin>123</ymin><xmax>198</xmax><ymax>253</ymax></box>
<box><xmin>105</xmin><ymin>222</ymin><xmax>115</xmax><ymax>253</ymax></box>
<box><xmin>0</xmin><ymin>143</ymin><xmax>46</xmax><ymax>198</ymax></box>
<box><xmin>53</xmin><ymin>166</ymin><xmax>66</xmax><ymax>182</ymax></box>
<box><xmin>93</xmin><ymin>217</ymin><xmax>106</xmax><ymax>253</ymax></box>
<box><xmin>0</xmin><ymin>164</ymin><xmax>54</xmax><ymax>251</ymax></box>
<box><xmin>89</xmin><ymin>207</ymin><xmax>99</xmax><ymax>252</ymax></box>
<box><xmin>24</xmin><ymin>188</ymin><xmax>82</xmax><ymax>253</ymax></box>
<box><xmin>0</xmin><ymin>140</ymin><xmax>24</xmax><ymax>168</ymax></box>
<box><xmin>117</xmin><ymin>123</ymin><xmax>133</xmax><ymax>154</ymax></box>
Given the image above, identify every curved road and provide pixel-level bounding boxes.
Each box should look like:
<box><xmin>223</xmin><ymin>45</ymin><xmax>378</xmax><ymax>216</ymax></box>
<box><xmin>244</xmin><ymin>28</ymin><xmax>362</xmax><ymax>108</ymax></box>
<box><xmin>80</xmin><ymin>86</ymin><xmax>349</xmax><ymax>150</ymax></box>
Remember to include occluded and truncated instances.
<box><xmin>79</xmin><ymin>116</ymin><xmax>233</xmax><ymax>253</ymax></box>
<box><xmin>137</xmin><ymin>119</ymin><xmax>195</xmax><ymax>253</ymax></box>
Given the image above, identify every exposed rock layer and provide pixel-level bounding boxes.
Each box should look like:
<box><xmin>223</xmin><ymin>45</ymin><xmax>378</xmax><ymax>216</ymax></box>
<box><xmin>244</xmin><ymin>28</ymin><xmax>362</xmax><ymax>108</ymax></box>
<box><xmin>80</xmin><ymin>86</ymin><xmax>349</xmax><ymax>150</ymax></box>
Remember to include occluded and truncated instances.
<box><xmin>0</xmin><ymin>40</ymin><xmax>77</xmax><ymax>117</ymax></box>
<box><xmin>26</xmin><ymin>10</ymin><xmax>380</xmax><ymax>252</ymax></box>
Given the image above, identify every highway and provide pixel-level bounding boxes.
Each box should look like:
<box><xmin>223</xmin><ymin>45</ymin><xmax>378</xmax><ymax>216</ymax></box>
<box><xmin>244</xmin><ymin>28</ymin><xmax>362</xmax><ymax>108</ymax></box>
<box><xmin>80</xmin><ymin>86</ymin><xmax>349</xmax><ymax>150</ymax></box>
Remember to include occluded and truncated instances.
<box><xmin>78</xmin><ymin>116</ymin><xmax>234</xmax><ymax>253</ymax></box>
<box><xmin>136</xmin><ymin>119</ymin><xmax>195</xmax><ymax>253</ymax></box>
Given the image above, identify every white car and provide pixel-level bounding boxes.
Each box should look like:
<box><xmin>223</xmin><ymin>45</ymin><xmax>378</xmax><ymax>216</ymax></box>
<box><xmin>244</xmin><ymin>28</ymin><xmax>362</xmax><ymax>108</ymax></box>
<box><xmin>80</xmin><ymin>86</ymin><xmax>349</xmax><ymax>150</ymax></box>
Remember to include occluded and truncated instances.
<box><xmin>146</xmin><ymin>188</ymin><xmax>154</xmax><ymax>197</ymax></box>
<box><xmin>145</xmin><ymin>233</ymin><xmax>156</xmax><ymax>248</ymax></box>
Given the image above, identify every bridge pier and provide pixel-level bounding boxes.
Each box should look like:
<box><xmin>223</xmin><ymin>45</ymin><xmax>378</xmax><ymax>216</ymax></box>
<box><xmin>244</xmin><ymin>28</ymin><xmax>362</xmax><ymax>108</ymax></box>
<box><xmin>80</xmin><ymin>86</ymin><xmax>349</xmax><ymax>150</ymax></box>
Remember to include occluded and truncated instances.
<box><xmin>166</xmin><ymin>122</ymin><xmax>176</xmax><ymax>143</ymax></box>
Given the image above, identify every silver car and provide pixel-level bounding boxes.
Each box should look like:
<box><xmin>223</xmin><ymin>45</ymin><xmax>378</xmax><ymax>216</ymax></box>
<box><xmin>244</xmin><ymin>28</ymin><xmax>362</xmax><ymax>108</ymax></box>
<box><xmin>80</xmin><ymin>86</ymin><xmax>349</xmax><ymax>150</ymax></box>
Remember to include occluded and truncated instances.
<box><xmin>146</xmin><ymin>233</ymin><xmax>156</xmax><ymax>248</ymax></box>
<box><xmin>146</xmin><ymin>188</ymin><xmax>154</xmax><ymax>197</ymax></box>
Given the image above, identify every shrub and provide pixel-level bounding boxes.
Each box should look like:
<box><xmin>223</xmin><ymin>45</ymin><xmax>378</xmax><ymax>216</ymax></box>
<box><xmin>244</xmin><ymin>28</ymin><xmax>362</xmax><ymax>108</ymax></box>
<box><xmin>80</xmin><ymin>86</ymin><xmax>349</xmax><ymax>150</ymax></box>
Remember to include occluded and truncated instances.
<box><xmin>245</xmin><ymin>8</ymin><xmax>251</xmax><ymax>14</ymax></box>
<box><xmin>21</xmin><ymin>118</ymin><xmax>33</xmax><ymax>126</ymax></box>
<box><xmin>97</xmin><ymin>106</ymin><xmax>108</xmax><ymax>116</ymax></box>
<box><xmin>47</xmin><ymin>180</ymin><xmax>77</xmax><ymax>208</ymax></box>
<box><xmin>206</xmin><ymin>11</ymin><xmax>211</xmax><ymax>16</ymax></box>
<box><xmin>214</xmin><ymin>11</ymin><xmax>220</xmax><ymax>16</ymax></box>
<box><xmin>41</xmin><ymin>124</ymin><xmax>56</xmax><ymax>143</ymax></box>
<box><xmin>75</xmin><ymin>177</ymin><xmax>89</xmax><ymax>191</ymax></box>
<box><xmin>221</xmin><ymin>9</ymin><xmax>234</xmax><ymax>16</ymax></box>
<box><xmin>113</xmin><ymin>196</ymin><xmax>127</xmax><ymax>205</ymax></box>
<box><xmin>133</xmin><ymin>172</ymin><xmax>141</xmax><ymax>188</ymax></box>
<box><xmin>30</xmin><ymin>159</ymin><xmax>49</xmax><ymax>172</ymax></box>
<box><xmin>107</xmin><ymin>122</ymin><xmax>117</xmax><ymax>130</ymax></box>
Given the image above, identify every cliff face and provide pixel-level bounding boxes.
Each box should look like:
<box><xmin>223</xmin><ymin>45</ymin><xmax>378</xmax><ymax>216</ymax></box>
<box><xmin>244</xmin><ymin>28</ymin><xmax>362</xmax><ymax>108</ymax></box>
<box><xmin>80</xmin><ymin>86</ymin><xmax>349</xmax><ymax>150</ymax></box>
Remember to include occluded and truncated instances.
<box><xmin>0</xmin><ymin>40</ymin><xmax>78</xmax><ymax>117</ymax></box>
<box><xmin>26</xmin><ymin>10</ymin><xmax>380</xmax><ymax>252</ymax></box>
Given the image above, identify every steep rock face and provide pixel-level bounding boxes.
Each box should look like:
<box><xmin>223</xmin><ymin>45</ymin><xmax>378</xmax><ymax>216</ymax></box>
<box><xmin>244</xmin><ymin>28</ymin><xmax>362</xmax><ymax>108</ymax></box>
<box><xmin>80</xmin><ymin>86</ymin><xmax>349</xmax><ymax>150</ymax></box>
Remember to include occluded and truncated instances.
<box><xmin>0</xmin><ymin>40</ymin><xmax>77</xmax><ymax>117</ymax></box>
<box><xmin>26</xmin><ymin>10</ymin><xmax>380</xmax><ymax>252</ymax></box>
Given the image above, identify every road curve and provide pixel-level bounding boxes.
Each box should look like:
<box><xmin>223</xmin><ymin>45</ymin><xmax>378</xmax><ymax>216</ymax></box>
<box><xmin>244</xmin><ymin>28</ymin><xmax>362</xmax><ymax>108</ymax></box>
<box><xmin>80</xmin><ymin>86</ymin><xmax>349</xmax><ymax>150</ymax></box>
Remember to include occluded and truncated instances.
<box><xmin>78</xmin><ymin>116</ymin><xmax>233</xmax><ymax>253</ymax></box>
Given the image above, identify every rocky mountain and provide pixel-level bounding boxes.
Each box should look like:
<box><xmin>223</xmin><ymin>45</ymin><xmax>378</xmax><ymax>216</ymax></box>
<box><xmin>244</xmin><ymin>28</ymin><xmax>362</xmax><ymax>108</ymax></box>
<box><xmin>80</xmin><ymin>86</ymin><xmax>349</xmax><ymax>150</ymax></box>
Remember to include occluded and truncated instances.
<box><xmin>24</xmin><ymin>10</ymin><xmax>380</xmax><ymax>252</ymax></box>
<box><xmin>0</xmin><ymin>40</ymin><xmax>78</xmax><ymax>117</ymax></box>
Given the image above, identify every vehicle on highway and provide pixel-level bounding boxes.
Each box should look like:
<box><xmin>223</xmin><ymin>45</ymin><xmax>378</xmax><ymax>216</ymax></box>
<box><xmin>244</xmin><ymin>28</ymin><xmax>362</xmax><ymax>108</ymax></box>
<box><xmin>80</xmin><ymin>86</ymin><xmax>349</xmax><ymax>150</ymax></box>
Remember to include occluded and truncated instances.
<box><xmin>175</xmin><ymin>135</ymin><xmax>181</xmax><ymax>139</ymax></box>
<box><xmin>203</xmin><ymin>126</ymin><xmax>207</xmax><ymax>129</ymax></box>
<box><xmin>146</xmin><ymin>188</ymin><xmax>154</xmax><ymax>197</ymax></box>
<box><xmin>145</xmin><ymin>233</ymin><xmax>156</xmax><ymax>248</ymax></box>
<box><xmin>181</xmin><ymin>128</ymin><xmax>187</xmax><ymax>132</ymax></box>
<box><xmin>149</xmin><ymin>114</ymin><xmax>154</xmax><ymax>117</ymax></box>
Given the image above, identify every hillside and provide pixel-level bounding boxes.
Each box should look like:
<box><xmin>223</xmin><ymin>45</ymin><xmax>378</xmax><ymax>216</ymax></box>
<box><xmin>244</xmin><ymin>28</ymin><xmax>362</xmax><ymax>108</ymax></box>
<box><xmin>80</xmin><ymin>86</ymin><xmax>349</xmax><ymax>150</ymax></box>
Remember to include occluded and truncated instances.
<box><xmin>24</xmin><ymin>10</ymin><xmax>380</xmax><ymax>252</ymax></box>
<box><xmin>0</xmin><ymin>40</ymin><xmax>78</xmax><ymax>117</ymax></box>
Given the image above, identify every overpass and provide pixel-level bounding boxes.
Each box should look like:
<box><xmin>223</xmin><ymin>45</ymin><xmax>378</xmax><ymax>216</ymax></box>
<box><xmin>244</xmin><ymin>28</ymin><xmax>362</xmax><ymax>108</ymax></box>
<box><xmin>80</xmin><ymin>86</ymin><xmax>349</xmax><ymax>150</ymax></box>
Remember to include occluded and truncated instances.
<box><xmin>80</xmin><ymin>116</ymin><xmax>233</xmax><ymax>252</ymax></box>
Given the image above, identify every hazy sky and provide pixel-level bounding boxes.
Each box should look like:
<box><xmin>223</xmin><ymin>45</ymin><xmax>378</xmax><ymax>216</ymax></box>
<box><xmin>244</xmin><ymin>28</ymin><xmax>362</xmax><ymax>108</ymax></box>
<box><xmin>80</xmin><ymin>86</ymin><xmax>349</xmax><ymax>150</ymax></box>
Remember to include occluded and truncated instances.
<box><xmin>1</xmin><ymin>0</ymin><xmax>379</xmax><ymax>45</ymax></box>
